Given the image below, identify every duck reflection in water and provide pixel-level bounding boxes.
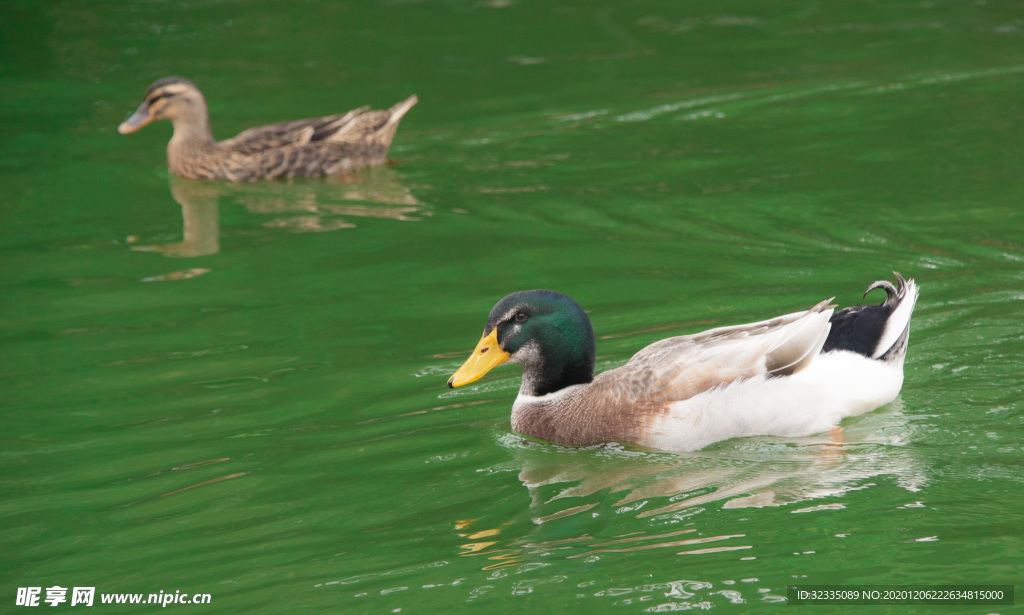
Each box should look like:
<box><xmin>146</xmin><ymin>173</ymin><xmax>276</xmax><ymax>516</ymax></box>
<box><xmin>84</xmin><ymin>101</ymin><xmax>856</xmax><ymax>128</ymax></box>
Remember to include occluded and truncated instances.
<box><xmin>454</xmin><ymin>403</ymin><xmax>924</xmax><ymax>569</ymax></box>
<box><xmin>132</xmin><ymin>167</ymin><xmax>427</xmax><ymax>257</ymax></box>
<box><xmin>511</xmin><ymin>400</ymin><xmax>924</xmax><ymax>523</ymax></box>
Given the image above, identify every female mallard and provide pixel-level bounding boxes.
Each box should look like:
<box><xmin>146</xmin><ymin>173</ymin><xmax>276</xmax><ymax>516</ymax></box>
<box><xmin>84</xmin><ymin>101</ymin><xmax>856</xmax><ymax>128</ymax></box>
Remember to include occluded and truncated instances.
<box><xmin>118</xmin><ymin>77</ymin><xmax>417</xmax><ymax>182</ymax></box>
<box><xmin>448</xmin><ymin>274</ymin><xmax>919</xmax><ymax>452</ymax></box>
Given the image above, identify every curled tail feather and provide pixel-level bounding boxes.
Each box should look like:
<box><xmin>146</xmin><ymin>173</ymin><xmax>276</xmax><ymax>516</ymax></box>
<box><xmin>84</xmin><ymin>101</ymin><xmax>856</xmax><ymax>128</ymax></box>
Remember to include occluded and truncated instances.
<box><xmin>822</xmin><ymin>272</ymin><xmax>919</xmax><ymax>362</ymax></box>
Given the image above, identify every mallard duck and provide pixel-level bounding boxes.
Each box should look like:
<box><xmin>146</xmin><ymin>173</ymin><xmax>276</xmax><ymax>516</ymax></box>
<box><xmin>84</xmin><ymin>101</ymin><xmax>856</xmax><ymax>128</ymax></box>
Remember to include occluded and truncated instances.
<box><xmin>118</xmin><ymin>77</ymin><xmax>417</xmax><ymax>182</ymax></box>
<box><xmin>448</xmin><ymin>274</ymin><xmax>919</xmax><ymax>452</ymax></box>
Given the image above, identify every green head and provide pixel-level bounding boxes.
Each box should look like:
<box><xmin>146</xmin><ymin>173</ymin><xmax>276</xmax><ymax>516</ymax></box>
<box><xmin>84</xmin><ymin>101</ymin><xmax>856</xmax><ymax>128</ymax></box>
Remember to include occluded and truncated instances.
<box><xmin>449</xmin><ymin>290</ymin><xmax>596</xmax><ymax>396</ymax></box>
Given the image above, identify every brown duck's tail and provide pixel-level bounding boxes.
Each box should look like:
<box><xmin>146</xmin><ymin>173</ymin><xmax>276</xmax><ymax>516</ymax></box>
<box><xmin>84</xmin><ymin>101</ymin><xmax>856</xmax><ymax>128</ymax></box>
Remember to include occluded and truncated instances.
<box><xmin>367</xmin><ymin>94</ymin><xmax>418</xmax><ymax>158</ymax></box>
<box><xmin>385</xmin><ymin>94</ymin><xmax>418</xmax><ymax>130</ymax></box>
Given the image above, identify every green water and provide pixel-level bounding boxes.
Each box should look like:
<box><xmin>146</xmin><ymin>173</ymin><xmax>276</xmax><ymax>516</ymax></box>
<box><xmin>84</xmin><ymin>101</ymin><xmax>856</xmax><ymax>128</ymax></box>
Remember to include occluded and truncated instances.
<box><xmin>3</xmin><ymin>1</ymin><xmax>1023</xmax><ymax>613</ymax></box>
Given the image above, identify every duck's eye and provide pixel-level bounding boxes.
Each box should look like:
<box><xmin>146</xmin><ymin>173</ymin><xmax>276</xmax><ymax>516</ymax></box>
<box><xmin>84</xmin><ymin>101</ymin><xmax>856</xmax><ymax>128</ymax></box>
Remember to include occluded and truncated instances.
<box><xmin>515</xmin><ymin>312</ymin><xmax>528</xmax><ymax>323</ymax></box>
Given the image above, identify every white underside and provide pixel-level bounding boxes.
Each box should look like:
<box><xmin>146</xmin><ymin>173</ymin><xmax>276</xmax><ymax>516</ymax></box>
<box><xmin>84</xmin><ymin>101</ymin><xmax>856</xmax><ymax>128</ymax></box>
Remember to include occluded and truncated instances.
<box><xmin>640</xmin><ymin>350</ymin><xmax>905</xmax><ymax>452</ymax></box>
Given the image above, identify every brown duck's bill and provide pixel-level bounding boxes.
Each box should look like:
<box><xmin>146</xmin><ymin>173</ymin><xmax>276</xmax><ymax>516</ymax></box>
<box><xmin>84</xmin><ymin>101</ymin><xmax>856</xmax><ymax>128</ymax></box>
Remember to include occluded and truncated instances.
<box><xmin>118</xmin><ymin>102</ymin><xmax>154</xmax><ymax>134</ymax></box>
<box><xmin>448</xmin><ymin>328</ymin><xmax>510</xmax><ymax>388</ymax></box>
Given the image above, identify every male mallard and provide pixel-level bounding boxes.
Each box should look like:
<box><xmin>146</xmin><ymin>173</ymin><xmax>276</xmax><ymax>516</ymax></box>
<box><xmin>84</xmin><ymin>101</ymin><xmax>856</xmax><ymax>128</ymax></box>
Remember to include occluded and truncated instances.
<box><xmin>118</xmin><ymin>77</ymin><xmax>417</xmax><ymax>182</ymax></box>
<box><xmin>448</xmin><ymin>274</ymin><xmax>919</xmax><ymax>452</ymax></box>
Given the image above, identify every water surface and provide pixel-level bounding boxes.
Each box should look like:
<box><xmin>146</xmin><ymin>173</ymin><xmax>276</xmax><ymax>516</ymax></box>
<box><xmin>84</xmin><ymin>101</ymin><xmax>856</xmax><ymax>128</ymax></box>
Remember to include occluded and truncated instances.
<box><xmin>3</xmin><ymin>1</ymin><xmax>1023</xmax><ymax>613</ymax></box>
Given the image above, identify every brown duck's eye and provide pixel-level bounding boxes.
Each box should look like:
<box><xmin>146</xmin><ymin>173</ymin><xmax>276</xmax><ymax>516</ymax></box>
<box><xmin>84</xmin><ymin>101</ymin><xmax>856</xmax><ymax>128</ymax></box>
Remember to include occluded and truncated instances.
<box><xmin>515</xmin><ymin>312</ymin><xmax>527</xmax><ymax>323</ymax></box>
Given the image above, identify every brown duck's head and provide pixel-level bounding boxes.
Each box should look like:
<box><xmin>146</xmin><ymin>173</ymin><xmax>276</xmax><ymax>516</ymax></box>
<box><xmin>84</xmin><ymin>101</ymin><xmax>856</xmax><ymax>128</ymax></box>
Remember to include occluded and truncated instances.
<box><xmin>448</xmin><ymin>290</ymin><xmax>597</xmax><ymax>397</ymax></box>
<box><xmin>118</xmin><ymin>77</ymin><xmax>208</xmax><ymax>134</ymax></box>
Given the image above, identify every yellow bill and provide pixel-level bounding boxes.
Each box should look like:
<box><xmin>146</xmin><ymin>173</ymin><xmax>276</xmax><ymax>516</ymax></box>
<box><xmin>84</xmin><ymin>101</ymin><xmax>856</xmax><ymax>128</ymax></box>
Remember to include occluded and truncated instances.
<box><xmin>448</xmin><ymin>328</ymin><xmax>510</xmax><ymax>387</ymax></box>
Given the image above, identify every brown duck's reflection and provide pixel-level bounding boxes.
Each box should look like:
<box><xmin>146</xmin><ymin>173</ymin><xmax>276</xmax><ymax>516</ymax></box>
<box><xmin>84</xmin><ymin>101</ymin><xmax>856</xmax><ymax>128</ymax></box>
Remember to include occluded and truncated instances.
<box><xmin>130</xmin><ymin>177</ymin><xmax>222</xmax><ymax>258</ymax></box>
<box><xmin>455</xmin><ymin>403</ymin><xmax>924</xmax><ymax>569</ymax></box>
<box><xmin>133</xmin><ymin>167</ymin><xmax>426</xmax><ymax>257</ymax></box>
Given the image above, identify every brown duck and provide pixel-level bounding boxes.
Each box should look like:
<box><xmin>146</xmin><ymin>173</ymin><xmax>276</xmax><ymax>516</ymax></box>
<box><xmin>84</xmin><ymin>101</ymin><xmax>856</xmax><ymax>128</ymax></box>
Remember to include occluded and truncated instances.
<box><xmin>118</xmin><ymin>77</ymin><xmax>417</xmax><ymax>182</ymax></box>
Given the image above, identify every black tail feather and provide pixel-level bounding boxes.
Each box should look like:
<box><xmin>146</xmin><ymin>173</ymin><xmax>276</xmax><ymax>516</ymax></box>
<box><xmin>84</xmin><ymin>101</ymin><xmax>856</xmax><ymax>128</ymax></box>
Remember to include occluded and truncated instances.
<box><xmin>822</xmin><ymin>272</ymin><xmax>916</xmax><ymax>361</ymax></box>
